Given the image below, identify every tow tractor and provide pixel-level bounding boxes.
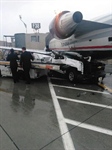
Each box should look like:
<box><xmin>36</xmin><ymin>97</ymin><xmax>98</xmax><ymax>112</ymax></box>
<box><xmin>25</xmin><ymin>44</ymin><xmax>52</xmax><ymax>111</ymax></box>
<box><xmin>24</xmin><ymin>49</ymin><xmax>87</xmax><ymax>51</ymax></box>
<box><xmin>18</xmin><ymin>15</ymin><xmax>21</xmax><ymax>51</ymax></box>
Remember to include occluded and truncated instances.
<box><xmin>0</xmin><ymin>50</ymin><xmax>106</xmax><ymax>83</ymax></box>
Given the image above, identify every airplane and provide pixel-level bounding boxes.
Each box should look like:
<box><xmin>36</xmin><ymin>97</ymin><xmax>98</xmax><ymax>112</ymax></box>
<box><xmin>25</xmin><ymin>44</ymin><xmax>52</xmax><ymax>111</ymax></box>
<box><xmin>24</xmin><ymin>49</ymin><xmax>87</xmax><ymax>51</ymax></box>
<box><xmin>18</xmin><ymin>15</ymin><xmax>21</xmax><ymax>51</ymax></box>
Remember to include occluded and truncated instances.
<box><xmin>48</xmin><ymin>11</ymin><xmax>112</xmax><ymax>60</ymax></box>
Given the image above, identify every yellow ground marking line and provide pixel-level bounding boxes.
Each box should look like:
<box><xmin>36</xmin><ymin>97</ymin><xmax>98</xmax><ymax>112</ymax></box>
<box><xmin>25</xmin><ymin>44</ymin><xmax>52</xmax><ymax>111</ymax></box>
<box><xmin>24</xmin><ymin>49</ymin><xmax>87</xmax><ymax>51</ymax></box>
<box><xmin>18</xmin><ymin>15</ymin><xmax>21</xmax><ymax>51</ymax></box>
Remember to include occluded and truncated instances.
<box><xmin>98</xmin><ymin>82</ymin><xmax>112</xmax><ymax>94</ymax></box>
<box><xmin>0</xmin><ymin>88</ymin><xmax>11</xmax><ymax>93</ymax></box>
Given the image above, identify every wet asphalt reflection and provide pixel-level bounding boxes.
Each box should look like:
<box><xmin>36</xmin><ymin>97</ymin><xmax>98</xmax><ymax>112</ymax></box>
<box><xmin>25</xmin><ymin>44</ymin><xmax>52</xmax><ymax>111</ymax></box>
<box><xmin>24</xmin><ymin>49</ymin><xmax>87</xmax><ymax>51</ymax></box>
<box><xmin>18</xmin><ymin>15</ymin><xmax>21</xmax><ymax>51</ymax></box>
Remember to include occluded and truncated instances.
<box><xmin>0</xmin><ymin>74</ymin><xmax>112</xmax><ymax>150</ymax></box>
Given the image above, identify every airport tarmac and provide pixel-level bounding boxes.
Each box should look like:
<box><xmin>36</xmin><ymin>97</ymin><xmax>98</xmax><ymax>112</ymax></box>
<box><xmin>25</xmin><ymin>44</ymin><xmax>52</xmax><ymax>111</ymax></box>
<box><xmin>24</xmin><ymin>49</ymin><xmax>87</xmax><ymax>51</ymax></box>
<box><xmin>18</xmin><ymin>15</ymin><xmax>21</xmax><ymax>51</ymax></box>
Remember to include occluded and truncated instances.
<box><xmin>0</xmin><ymin>73</ymin><xmax>112</xmax><ymax>150</ymax></box>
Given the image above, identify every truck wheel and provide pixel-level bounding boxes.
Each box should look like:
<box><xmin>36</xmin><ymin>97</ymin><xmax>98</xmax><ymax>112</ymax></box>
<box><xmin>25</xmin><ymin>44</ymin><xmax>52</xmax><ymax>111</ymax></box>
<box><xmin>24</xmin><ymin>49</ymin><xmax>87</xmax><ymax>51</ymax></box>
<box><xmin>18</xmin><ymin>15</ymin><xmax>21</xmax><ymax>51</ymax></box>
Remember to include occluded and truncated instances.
<box><xmin>67</xmin><ymin>69</ymin><xmax>77</xmax><ymax>83</ymax></box>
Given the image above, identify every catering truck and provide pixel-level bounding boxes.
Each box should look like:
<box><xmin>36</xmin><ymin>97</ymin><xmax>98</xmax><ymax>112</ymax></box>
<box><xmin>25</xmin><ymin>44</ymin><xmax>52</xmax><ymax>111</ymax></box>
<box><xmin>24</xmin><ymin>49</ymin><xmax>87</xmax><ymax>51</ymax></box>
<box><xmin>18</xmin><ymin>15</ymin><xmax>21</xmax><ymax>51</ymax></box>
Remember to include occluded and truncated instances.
<box><xmin>0</xmin><ymin>47</ymin><xmax>105</xmax><ymax>83</ymax></box>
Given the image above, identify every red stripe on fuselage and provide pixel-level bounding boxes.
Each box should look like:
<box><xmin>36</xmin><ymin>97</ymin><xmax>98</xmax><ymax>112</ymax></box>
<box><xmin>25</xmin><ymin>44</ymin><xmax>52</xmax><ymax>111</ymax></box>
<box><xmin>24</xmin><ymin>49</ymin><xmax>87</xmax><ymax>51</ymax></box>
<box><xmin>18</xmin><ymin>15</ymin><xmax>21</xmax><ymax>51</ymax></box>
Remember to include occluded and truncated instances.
<box><xmin>75</xmin><ymin>45</ymin><xmax>112</xmax><ymax>49</ymax></box>
<box><xmin>51</xmin><ymin>45</ymin><xmax>112</xmax><ymax>51</ymax></box>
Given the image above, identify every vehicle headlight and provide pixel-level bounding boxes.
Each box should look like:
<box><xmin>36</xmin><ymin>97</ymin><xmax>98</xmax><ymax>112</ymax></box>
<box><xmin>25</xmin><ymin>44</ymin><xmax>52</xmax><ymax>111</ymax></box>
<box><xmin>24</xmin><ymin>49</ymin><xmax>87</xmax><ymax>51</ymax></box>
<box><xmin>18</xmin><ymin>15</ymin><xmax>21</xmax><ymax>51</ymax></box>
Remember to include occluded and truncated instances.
<box><xmin>98</xmin><ymin>66</ymin><xmax>102</xmax><ymax>69</ymax></box>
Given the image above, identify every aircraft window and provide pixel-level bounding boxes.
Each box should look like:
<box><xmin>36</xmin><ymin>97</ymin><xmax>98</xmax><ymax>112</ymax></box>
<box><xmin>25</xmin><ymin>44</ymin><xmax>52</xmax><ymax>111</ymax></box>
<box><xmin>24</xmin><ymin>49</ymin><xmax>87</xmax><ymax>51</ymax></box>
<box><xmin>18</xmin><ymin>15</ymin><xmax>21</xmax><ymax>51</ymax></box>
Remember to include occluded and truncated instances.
<box><xmin>108</xmin><ymin>37</ymin><xmax>112</xmax><ymax>41</ymax></box>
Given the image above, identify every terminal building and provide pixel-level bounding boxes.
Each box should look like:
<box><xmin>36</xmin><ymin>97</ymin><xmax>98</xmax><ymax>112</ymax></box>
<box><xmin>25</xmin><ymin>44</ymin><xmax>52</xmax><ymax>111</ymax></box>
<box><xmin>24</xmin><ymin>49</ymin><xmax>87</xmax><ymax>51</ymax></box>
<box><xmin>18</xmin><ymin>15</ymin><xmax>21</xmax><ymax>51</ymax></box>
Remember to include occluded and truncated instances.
<box><xmin>1</xmin><ymin>32</ymin><xmax>53</xmax><ymax>50</ymax></box>
<box><xmin>0</xmin><ymin>23</ymin><xmax>53</xmax><ymax>50</ymax></box>
<box><xmin>15</xmin><ymin>33</ymin><xmax>47</xmax><ymax>50</ymax></box>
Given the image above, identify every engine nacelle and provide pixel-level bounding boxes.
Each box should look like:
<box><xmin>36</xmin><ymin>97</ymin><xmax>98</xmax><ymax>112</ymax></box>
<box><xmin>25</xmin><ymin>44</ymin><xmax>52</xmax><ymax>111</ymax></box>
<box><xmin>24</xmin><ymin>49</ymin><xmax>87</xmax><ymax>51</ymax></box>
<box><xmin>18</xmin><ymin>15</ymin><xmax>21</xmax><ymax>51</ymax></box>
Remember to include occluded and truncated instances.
<box><xmin>49</xmin><ymin>11</ymin><xmax>83</xmax><ymax>39</ymax></box>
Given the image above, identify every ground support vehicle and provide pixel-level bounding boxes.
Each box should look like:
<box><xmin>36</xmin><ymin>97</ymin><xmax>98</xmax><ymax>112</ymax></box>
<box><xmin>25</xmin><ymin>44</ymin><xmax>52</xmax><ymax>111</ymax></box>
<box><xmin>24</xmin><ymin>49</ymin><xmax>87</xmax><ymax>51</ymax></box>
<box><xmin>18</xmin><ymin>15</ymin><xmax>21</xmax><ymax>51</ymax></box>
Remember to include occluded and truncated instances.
<box><xmin>0</xmin><ymin>61</ymin><xmax>60</xmax><ymax>80</ymax></box>
<box><xmin>0</xmin><ymin>51</ymin><xmax>106</xmax><ymax>83</ymax></box>
<box><xmin>49</xmin><ymin>51</ymin><xmax>106</xmax><ymax>83</ymax></box>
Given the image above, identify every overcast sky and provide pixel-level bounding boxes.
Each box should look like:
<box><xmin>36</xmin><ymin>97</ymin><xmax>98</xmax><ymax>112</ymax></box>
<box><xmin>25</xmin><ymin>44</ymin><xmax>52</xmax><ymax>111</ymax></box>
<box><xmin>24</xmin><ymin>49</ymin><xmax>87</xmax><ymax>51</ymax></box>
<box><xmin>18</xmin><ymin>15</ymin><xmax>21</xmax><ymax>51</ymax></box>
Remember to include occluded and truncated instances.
<box><xmin>0</xmin><ymin>0</ymin><xmax>112</xmax><ymax>41</ymax></box>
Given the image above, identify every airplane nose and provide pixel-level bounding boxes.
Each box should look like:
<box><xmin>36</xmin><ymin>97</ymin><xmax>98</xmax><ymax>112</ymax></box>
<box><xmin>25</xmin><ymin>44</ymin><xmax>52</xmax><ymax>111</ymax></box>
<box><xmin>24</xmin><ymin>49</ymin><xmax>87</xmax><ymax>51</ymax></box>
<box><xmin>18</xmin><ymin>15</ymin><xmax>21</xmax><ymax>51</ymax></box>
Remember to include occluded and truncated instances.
<box><xmin>73</xmin><ymin>11</ymin><xmax>83</xmax><ymax>23</ymax></box>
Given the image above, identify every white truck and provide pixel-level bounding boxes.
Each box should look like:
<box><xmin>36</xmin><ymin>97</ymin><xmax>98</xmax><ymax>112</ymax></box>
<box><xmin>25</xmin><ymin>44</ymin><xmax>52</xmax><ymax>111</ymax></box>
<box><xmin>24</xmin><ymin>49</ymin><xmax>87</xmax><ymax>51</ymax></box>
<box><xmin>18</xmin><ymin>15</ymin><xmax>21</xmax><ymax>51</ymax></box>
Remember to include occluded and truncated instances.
<box><xmin>48</xmin><ymin>51</ymin><xmax>106</xmax><ymax>83</ymax></box>
<box><xmin>0</xmin><ymin>49</ymin><xmax>106</xmax><ymax>83</ymax></box>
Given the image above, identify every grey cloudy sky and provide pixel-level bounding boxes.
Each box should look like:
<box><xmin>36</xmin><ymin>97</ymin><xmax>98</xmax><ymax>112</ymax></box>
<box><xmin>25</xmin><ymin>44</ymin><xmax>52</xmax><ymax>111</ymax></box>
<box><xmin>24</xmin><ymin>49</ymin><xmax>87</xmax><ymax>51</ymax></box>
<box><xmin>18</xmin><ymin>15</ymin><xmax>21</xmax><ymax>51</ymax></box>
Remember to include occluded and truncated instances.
<box><xmin>0</xmin><ymin>0</ymin><xmax>112</xmax><ymax>41</ymax></box>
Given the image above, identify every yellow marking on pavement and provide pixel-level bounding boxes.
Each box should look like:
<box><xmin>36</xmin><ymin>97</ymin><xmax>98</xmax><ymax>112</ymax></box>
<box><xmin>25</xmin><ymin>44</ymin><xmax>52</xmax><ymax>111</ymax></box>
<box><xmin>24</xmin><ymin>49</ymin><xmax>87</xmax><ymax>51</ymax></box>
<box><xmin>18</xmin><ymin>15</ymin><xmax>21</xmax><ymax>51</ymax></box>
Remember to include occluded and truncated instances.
<box><xmin>98</xmin><ymin>82</ymin><xmax>112</xmax><ymax>94</ymax></box>
<box><xmin>0</xmin><ymin>88</ymin><xmax>11</xmax><ymax>93</ymax></box>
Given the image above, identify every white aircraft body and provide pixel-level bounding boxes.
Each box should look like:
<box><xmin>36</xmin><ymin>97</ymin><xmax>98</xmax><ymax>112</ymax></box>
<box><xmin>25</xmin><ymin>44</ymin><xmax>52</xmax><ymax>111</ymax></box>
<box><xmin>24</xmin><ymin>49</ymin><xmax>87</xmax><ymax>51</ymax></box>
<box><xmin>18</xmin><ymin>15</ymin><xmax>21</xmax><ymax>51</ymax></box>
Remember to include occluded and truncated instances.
<box><xmin>49</xmin><ymin>11</ymin><xmax>112</xmax><ymax>60</ymax></box>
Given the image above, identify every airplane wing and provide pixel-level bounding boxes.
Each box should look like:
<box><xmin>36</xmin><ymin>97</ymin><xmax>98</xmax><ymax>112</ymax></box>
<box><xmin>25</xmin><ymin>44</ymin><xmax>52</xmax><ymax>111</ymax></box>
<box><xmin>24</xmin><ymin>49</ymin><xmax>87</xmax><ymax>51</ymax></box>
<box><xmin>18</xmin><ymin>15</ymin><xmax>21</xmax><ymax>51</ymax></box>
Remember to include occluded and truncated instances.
<box><xmin>49</xmin><ymin>11</ymin><xmax>112</xmax><ymax>39</ymax></box>
<box><xmin>75</xmin><ymin>20</ymin><xmax>112</xmax><ymax>37</ymax></box>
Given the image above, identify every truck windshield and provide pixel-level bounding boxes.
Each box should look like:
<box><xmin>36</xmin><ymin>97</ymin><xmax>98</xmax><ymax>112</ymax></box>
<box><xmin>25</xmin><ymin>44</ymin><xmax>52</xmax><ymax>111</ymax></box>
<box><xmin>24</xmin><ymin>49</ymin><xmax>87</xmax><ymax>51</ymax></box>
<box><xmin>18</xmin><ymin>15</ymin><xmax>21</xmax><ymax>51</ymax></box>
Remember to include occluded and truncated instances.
<box><xmin>61</xmin><ymin>52</ymin><xmax>83</xmax><ymax>61</ymax></box>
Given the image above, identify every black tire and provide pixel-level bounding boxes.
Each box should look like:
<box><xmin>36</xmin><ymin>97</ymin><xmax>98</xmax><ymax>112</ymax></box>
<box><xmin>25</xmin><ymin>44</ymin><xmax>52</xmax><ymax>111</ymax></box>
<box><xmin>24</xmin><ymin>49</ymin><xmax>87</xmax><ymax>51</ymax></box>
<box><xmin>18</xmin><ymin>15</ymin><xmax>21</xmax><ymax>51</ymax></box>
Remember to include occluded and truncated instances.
<box><xmin>67</xmin><ymin>68</ymin><xmax>78</xmax><ymax>83</ymax></box>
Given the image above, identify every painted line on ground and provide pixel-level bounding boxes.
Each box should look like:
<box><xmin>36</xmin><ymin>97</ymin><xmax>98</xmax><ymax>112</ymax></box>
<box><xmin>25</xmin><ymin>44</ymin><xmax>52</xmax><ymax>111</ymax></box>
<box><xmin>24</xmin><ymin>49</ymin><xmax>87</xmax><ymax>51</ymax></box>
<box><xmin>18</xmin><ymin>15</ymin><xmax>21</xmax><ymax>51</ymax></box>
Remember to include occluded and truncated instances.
<box><xmin>0</xmin><ymin>88</ymin><xmax>11</xmax><ymax>93</ymax></box>
<box><xmin>57</xmin><ymin>96</ymin><xmax>112</xmax><ymax>109</ymax></box>
<box><xmin>53</xmin><ymin>84</ymin><xmax>109</xmax><ymax>95</ymax></box>
<box><xmin>98</xmin><ymin>83</ymin><xmax>112</xmax><ymax>94</ymax></box>
<box><xmin>48</xmin><ymin>78</ymin><xmax>75</xmax><ymax>150</ymax></box>
<box><xmin>65</xmin><ymin>118</ymin><xmax>112</xmax><ymax>136</ymax></box>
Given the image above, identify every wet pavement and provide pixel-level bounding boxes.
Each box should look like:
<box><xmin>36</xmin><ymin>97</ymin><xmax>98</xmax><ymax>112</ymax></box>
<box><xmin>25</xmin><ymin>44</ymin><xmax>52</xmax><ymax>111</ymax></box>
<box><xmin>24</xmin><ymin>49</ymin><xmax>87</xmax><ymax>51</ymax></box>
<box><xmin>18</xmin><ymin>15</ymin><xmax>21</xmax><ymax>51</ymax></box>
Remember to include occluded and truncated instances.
<box><xmin>0</xmin><ymin>73</ymin><xmax>112</xmax><ymax>150</ymax></box>
<box><xmin>0</xmin><ymin>77</ymin><xmax>65</xmax><ymax>150</ymax></box>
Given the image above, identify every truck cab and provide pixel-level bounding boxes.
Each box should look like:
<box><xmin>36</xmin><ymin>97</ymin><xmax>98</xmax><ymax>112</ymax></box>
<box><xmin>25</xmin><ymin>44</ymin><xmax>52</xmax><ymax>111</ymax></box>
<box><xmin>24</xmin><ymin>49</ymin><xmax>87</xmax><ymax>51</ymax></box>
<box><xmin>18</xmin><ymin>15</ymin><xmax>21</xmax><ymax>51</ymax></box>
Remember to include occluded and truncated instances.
<box><xmin>50</xmin><ymin>51</ymin><xmax>106</xmax><ymax>83</ymax></box>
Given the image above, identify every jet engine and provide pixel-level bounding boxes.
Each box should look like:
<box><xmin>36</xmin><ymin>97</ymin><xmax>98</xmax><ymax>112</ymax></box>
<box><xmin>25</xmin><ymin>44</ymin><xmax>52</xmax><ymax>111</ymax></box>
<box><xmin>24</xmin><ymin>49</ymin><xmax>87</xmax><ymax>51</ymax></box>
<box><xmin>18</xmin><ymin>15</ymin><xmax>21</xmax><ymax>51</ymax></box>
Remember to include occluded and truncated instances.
<box><xmin>49</xmin><ymin>11</ymin><xmax>83</xmax><ymax>39</ymax></box>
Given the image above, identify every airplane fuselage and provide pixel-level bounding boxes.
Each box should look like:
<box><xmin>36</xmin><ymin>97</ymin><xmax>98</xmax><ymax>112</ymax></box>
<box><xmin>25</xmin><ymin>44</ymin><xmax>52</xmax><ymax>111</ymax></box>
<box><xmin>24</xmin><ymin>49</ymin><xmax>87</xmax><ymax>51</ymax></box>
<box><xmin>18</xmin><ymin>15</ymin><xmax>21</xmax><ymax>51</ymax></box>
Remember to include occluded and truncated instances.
<box><xmin>49</xmin><ymin>11</ymin><xmax>112</xmax><ymax>60</ymax></box>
